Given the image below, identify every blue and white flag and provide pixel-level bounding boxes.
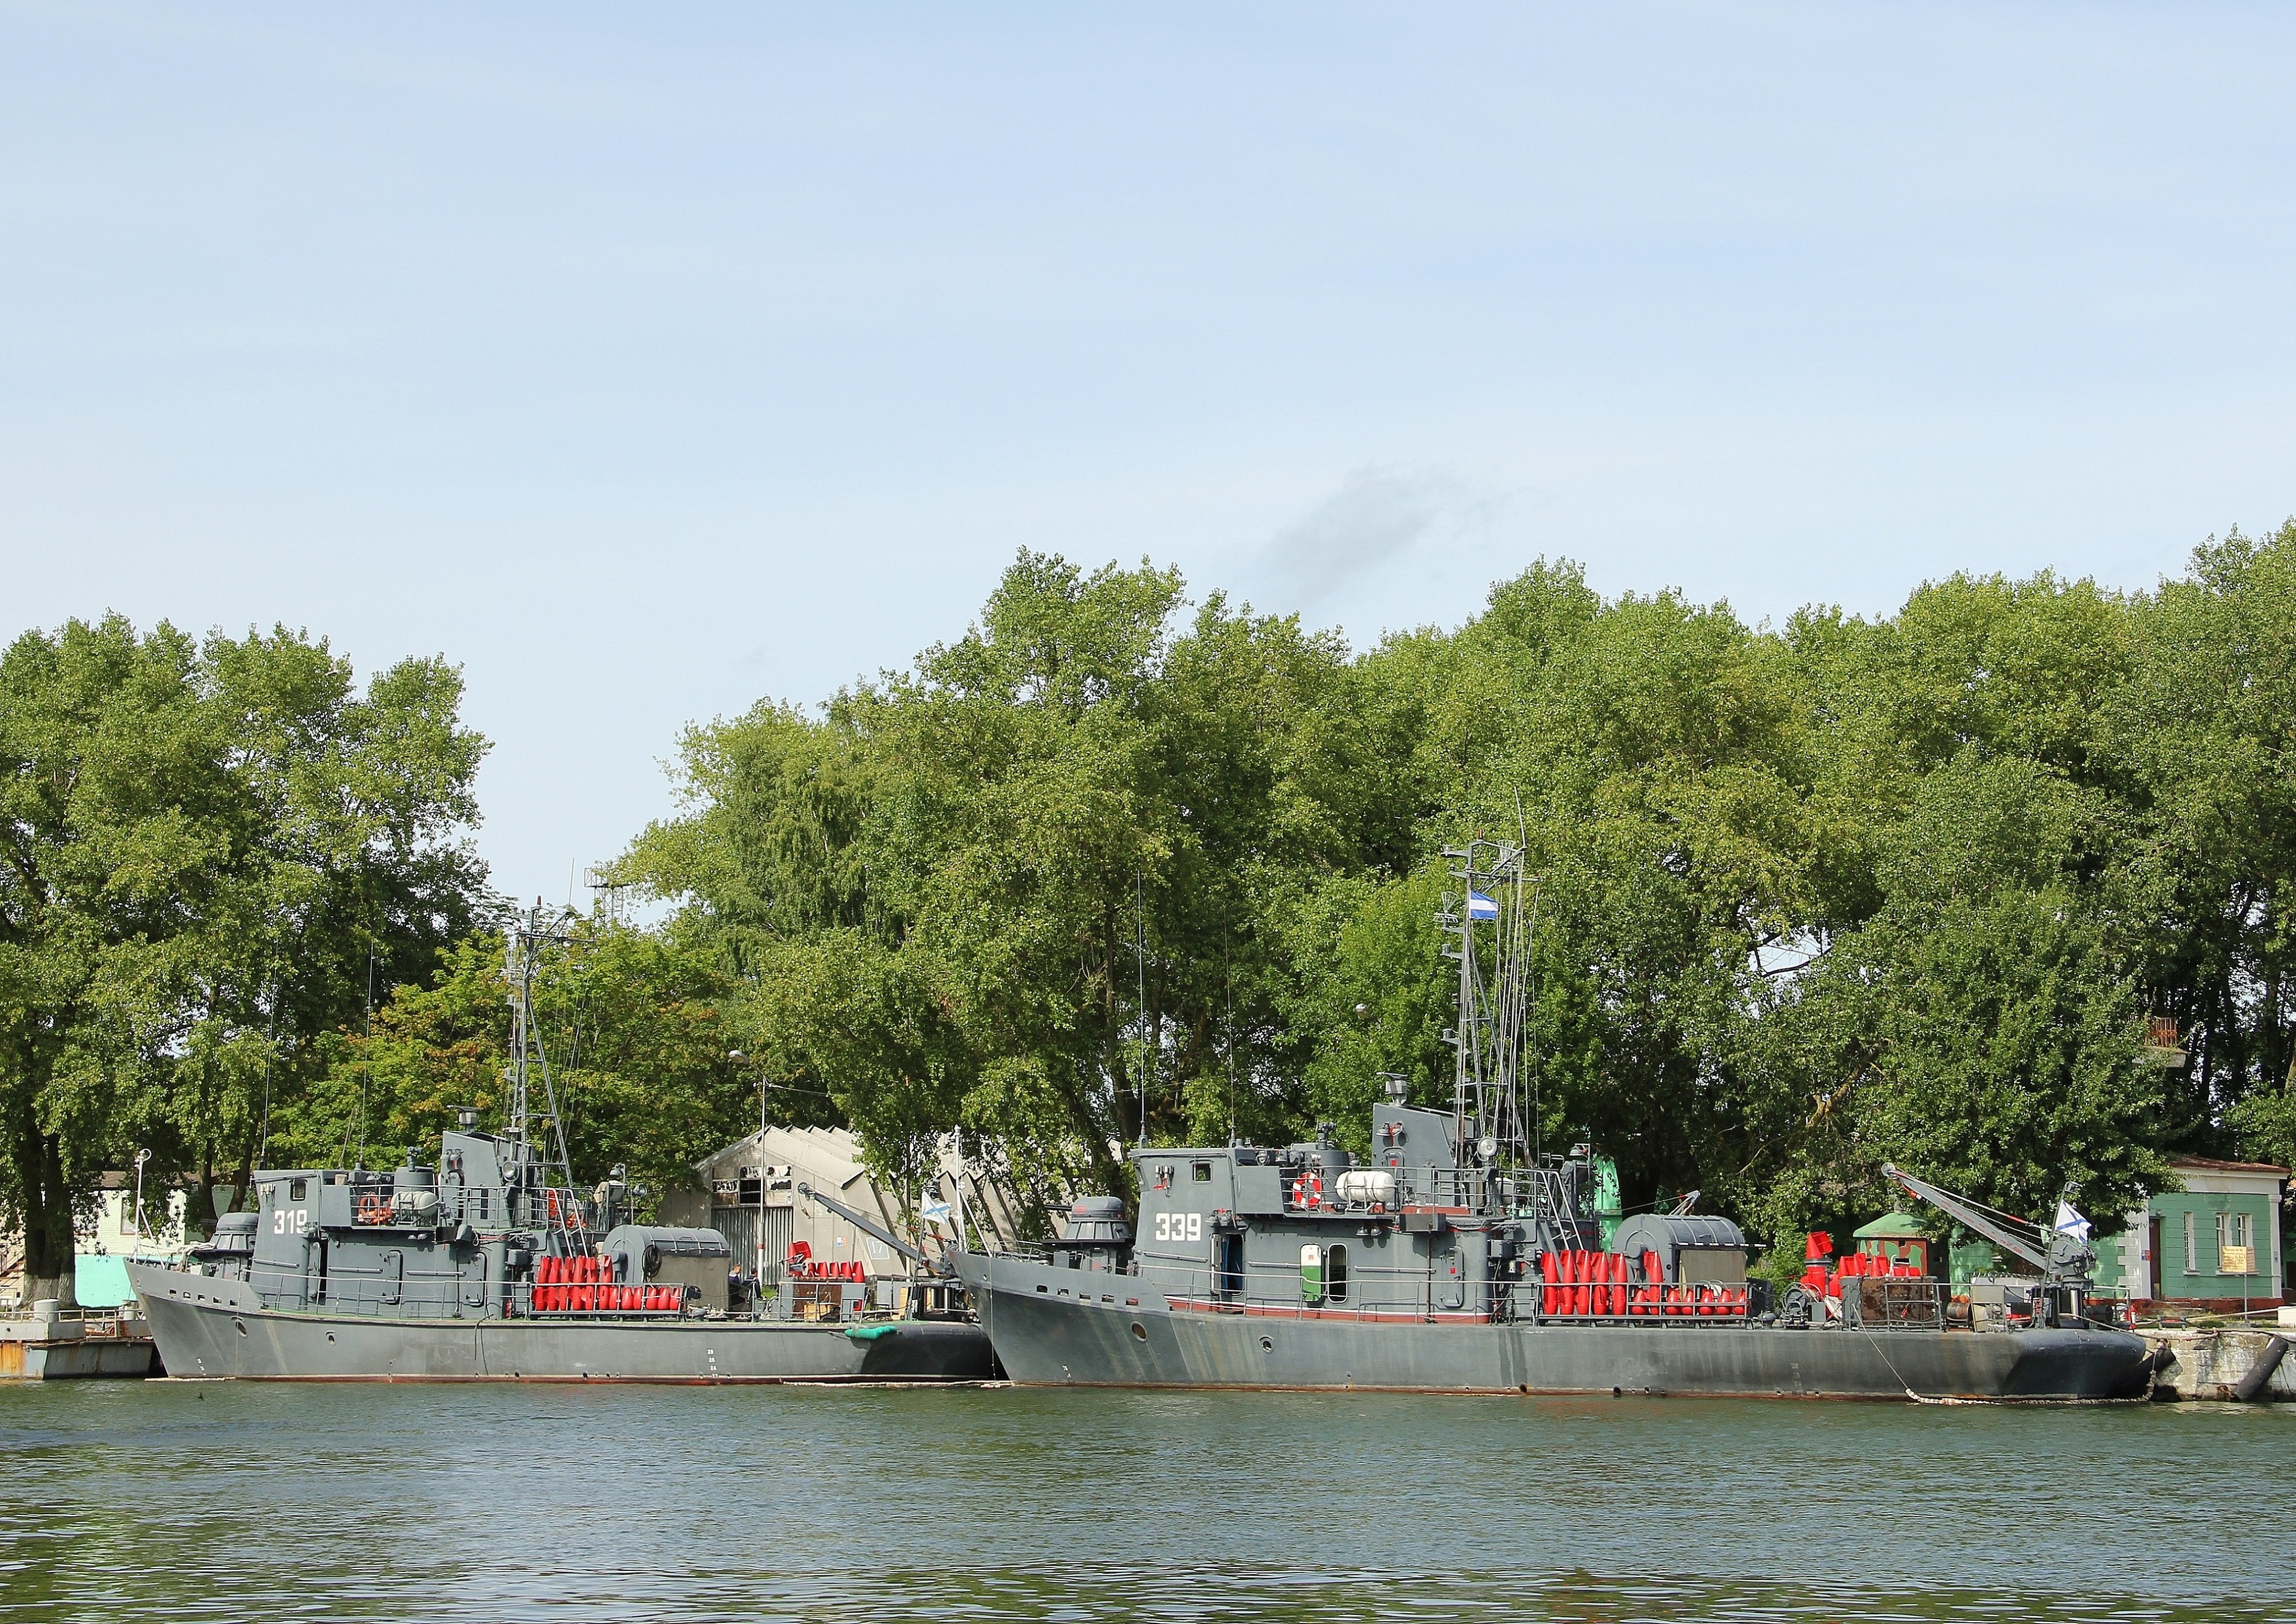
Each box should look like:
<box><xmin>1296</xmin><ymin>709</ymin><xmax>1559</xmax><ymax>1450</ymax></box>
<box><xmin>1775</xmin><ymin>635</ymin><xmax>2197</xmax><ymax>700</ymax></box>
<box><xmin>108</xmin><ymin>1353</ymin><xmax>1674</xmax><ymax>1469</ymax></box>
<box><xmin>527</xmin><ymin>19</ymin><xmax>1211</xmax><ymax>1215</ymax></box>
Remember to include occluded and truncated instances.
<box><xmin>1466</xmin><ymin>891</ymin><xmax>1500</xmax><ymax>920</ymax></box>
<box><xmin>921</xmin><ymin>1196</ymin><xmax>957</xmax><ymax>1234</ymax></box>
<box><xmin>2053</xmin><ymin>1199</ymin><xmax>2091</xmax><ymax>1242</ymax></box>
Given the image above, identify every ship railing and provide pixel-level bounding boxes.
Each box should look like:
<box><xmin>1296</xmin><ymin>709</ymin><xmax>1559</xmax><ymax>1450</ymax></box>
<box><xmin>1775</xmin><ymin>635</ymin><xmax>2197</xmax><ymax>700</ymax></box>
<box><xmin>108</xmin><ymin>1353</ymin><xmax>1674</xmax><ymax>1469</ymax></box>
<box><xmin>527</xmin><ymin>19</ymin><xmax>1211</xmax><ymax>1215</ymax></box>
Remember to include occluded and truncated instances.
<box><xmin>0</xmin><ymin>1301</ymin><xmax>138</xmax><ymax>1336</ymax></box>
<box><xmin>1526</xmin><ymin>1281</ymin><xmax>1761</xmax><ymax>1324</ymax></box>
<box><xmin>1288</xmin><ymin>1166</ymin><xmax>1497</xmax><ymax>1215</ymax></box>
<box><xmin>1837</xmin><ymin>1278</ymin><xmax>1949</xmax><ymax>1332</ymax></box>
<box><xmin>513</xmin><ymin>1281</ymin><xmax>690</xmax><ymax>1318</ymax></box>
<box><xmin>1139</xmin><ymin>1264</ymin><xmax>1488</xmax><ymax>1324</ymax></box>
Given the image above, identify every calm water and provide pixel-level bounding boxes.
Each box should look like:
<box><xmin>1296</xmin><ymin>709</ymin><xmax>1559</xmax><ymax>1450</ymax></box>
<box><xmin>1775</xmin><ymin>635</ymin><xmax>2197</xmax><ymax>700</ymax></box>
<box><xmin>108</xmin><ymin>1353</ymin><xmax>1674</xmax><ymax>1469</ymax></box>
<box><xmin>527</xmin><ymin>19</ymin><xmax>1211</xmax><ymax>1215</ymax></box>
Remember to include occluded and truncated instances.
<box><xmin>1</xmin><ymin>1382</ymin><xmax>2289</xmax><ymax>1623</ymax></box>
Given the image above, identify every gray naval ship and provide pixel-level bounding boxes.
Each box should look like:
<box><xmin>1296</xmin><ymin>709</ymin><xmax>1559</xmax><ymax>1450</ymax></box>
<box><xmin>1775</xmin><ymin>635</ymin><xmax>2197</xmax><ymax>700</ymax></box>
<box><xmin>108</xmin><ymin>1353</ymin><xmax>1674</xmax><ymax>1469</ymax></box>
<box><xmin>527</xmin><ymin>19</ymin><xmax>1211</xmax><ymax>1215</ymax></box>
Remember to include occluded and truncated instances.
<box><xmin>128</xmin><ymin>910</ymin><xmax>994</xmax><ymax>1384</ymax></box>
<box><xmin>127</xmin><ymin>1116</ymin><xmax>996</xmax><ymax>1382</ymax></box>
<box><xmin>956</xmin><ymin>840</ymin><xmax>2158</xmax><ymax>1402</ymax></box>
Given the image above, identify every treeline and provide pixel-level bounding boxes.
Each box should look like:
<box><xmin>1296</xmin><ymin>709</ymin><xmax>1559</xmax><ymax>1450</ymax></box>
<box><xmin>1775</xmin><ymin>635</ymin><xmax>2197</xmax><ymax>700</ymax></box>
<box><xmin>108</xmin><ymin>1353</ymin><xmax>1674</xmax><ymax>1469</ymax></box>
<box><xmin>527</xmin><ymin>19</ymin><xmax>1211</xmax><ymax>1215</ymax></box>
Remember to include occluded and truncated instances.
<box><xmin>619</xmin><ymin>528</ymin><xmax>2296</xmax><ymax>1252</ymax></box>
<box><xmin>9</xmin><ymin>527</ymin><xmax>2296</xmax><ymax>1294</ymax></box>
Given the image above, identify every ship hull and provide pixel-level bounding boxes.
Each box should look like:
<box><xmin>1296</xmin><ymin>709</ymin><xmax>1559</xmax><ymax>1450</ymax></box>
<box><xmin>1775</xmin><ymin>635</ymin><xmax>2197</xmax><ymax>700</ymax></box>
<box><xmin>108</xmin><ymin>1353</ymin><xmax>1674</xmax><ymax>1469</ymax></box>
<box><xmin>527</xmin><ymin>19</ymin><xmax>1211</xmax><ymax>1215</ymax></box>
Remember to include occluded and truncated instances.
<box><xmin>957</xmin><ymin>1253</ymin><xmax>2155</xmax><ymax>1402</ymax></box>
<box><xmin>129</xmin><ymin>1262</ymin><xmax>996</xmax><ymax>1383</ymax></box>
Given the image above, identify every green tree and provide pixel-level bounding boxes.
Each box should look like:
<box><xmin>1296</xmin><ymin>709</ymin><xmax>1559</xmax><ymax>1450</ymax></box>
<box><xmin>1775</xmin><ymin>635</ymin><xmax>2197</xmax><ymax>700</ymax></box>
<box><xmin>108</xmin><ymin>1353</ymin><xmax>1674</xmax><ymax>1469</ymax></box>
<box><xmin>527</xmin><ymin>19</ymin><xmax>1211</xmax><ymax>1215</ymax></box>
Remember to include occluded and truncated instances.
<box><xmin>0</xmin><ymin>616</ymin><xmax>487</xmax><ymax>1304</ymax></box>
<box><xmin>283</xmin><ymin>923</ymin><xmax>766</xmax><ymax>1204</ymax></box>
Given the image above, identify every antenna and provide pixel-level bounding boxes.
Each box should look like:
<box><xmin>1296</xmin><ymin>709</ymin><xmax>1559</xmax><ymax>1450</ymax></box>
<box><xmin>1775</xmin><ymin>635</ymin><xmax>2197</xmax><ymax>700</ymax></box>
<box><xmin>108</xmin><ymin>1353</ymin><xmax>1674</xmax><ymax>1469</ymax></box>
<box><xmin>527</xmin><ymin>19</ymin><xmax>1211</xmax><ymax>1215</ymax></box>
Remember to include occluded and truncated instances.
<box><xmin>1224</xmin><ymin>952</ymin><xmax>1238</xmax><ymax>1146</ymax></box>
<box><xmin>356</xmin><ymin>944</ymin><xmax>375</xmax><ymax>1170</ymax></box>
<box><xmin>1135</xmin><ymin>871</ymin><xmax>1149</xmax><ymax>1149</ymax></box>
<box><xmin>584</xmin><ymin>863</ymin><xmax>632</xmax><ymax>926</ymax></box>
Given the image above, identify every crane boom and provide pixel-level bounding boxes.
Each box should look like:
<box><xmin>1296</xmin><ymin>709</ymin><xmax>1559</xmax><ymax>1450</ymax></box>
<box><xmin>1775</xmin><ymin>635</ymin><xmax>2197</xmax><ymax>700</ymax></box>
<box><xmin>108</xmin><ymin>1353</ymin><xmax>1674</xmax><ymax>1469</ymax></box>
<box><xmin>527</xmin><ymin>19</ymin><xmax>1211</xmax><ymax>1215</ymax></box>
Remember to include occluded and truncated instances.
<box><xmin>1882</xmin><ymin>1163</ymin><xmax>2049</xmax><ymax>1271</ymax></box>
<box><xmin>1882</xmin><ymin>1162</ymin><xmax>2095</xmax><ymax>1285</ymax></box>
<box><xmin>794</xmin><ymin>1181</ymin><xmax>941</xmax><ymax>1272</ymax></box>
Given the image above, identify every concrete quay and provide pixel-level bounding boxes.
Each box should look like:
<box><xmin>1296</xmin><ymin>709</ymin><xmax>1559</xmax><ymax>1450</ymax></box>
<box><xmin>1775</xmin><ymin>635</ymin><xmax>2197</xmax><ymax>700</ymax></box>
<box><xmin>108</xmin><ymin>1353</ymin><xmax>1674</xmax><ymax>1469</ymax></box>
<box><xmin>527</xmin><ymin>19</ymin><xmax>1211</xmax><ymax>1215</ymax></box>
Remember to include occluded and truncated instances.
<box><xmin>2143</xmin><ymin>1324</ymin><xmax>2293</xmax><ymax>1402</ymax></box>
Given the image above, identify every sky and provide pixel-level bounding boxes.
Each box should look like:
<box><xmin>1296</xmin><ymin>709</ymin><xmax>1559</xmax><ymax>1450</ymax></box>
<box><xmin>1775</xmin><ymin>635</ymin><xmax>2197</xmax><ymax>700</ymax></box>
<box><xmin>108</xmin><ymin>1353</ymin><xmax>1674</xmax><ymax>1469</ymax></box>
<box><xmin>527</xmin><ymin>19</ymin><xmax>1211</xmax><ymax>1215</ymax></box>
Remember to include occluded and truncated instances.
<box><xmin>7</xmin><ymin>4</ymin><xmax>2295</xmax><ymax>907</ymax></box>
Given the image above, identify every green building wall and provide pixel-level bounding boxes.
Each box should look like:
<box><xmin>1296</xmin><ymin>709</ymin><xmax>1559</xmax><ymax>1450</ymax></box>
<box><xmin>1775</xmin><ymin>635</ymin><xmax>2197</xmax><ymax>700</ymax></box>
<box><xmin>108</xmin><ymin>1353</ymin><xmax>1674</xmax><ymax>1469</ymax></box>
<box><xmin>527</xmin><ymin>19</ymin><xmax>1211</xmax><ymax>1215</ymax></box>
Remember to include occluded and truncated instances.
<box><xmin>2096</xmin><ymin>1190</ymin><xmax>2281</xmax><ymax>1302</ymax></box>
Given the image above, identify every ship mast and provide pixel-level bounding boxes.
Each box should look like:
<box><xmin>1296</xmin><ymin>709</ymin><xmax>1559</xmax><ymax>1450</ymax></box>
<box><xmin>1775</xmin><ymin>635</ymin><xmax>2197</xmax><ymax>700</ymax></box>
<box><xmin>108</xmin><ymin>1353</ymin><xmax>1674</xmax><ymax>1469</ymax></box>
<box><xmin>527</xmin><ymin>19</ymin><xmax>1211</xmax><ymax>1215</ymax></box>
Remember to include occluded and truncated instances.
<box><xmin>504</xmin><ymin>900</ymin><xmax>580</xmax><ymax>1210</ymax></box>
<box><xmin>1444</xmin><ymin>839</ymin><xmax>1537</xmax><ymax>1186</ymax></box>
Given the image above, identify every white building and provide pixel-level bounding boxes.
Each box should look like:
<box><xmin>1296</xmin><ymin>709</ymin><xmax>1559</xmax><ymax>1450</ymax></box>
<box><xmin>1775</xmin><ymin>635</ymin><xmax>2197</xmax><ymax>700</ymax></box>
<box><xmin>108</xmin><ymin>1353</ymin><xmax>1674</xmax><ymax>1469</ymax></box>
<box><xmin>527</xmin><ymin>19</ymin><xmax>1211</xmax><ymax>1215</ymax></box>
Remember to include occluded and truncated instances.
<box><xmin>663</xmin><ymin>1125</ymin><xmax>1033</xmax><ymax>1285</ymax></box>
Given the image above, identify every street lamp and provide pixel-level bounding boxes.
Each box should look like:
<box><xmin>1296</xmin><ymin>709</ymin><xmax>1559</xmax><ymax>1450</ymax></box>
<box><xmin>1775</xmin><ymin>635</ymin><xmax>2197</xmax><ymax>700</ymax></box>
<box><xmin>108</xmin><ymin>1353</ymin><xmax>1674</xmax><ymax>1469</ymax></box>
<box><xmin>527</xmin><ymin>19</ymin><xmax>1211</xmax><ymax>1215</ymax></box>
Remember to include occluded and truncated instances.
<box><xmin>131</xmin><ymin>1148</ymin><xmax>151</xmax><ymax>1245</ymax></box>
<box><xmin>730</xmin><ymin>1050</ymin><xmax>765</xmax><ymax>1315</ymax></box>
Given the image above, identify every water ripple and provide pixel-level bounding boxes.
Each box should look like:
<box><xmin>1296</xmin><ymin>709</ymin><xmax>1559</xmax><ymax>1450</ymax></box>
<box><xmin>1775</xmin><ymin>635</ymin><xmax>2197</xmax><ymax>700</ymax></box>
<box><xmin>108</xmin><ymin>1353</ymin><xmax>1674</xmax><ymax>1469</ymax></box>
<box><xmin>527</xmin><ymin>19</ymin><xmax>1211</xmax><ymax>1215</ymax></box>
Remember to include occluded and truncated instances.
<box><xmin>2</xmin><ymin>1383</ymin><xmax>2287</xmax><ymax>1623</ymax></box>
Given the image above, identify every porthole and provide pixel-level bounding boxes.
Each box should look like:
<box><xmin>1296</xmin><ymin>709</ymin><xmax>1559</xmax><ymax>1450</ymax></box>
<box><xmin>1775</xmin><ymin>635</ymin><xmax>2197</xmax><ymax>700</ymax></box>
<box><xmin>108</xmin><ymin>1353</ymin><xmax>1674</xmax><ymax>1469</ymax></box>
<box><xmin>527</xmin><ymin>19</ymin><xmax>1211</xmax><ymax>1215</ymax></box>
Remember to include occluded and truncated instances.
<box><xmin>1259</xmin><ymin>1336</ymin><xmax>1274</xmax><ymax>1353</ymax></box>
<box><xmin>233</xmin><ymin>1318</ymin><xmax>248</xmax><ymax>1337</ymax></box>
<box><xmin>1131</xmin><ymin>1322</ymin><xmax>1148</xmax><ymax>1341</ymax></box>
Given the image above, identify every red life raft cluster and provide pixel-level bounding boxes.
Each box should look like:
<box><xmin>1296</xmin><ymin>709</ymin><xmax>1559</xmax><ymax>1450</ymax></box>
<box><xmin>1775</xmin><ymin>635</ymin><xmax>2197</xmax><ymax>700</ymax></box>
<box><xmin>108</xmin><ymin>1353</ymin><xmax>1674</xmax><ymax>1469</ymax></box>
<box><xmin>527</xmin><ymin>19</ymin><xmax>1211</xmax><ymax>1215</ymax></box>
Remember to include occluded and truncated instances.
<box><xmin>1801</xmin><ymin>1232</ymin><xmax>1924</xmax><ymax>1305</ymax></box>
<box><xmin>785</xmin><ymin>1243</ymin><xmax>867</xmax><ymax>1282</ymax></box>
<box><xmin>1538</xmin><ymin>1248</ymin><xmax>1752</xmax><ymax>1318</ymax></box>
<box><xmin>530</xmin><ymin>1253</ymin><xmax>684</xmax><ymax>1314</ymax></box>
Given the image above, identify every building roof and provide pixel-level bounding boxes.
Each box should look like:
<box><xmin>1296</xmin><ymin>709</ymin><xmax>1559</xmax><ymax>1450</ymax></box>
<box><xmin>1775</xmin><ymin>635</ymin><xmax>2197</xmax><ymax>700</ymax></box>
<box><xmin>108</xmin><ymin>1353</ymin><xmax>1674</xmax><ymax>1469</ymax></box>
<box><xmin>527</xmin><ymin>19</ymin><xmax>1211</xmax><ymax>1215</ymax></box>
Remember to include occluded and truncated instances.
<box><xmin>1853</xmin><ymin>1212</ymin><xmax>1928</xmax><ymax>1238</ymax></box>
<box><xmin>2166</xmin><ymin>1155</ymin><xmax>2290</xmax><ymax>1178</ymax></box>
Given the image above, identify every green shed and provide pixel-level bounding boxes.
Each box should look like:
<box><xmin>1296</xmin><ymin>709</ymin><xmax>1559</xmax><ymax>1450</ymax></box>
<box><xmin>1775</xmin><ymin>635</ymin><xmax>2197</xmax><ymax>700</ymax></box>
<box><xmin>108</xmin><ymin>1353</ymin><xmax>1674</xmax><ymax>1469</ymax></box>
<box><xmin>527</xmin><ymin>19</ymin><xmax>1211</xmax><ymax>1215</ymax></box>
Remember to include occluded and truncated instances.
<box><xmin>1852</xmin><ymin>1211</ymin><xmax>1933</xmax><ymax>1276</ymax></box>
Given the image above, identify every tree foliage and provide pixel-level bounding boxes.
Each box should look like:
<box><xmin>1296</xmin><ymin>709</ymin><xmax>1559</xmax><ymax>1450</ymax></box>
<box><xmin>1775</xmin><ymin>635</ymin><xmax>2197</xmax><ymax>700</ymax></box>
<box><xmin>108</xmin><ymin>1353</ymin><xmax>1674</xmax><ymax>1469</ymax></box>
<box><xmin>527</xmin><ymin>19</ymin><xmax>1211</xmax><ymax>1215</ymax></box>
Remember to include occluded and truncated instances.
<box><xmin>627</xmin><ymin>526</ymin><xmax>2296</xmax><ymax>1249</ymax></box>
<box><xmin>282</xmin><ymin>923</ymin><xmax>770</xmax><ymax>1202</ymax></box>
<box><xmin>19</xmin><ymin>523</ymin><xmax>2296</xmax><ymax>1286</ymax></box>
<box><xmin>0</xmin><ymin>617</ymin><xmax>487</xmax><ymax>1300</ymax></box>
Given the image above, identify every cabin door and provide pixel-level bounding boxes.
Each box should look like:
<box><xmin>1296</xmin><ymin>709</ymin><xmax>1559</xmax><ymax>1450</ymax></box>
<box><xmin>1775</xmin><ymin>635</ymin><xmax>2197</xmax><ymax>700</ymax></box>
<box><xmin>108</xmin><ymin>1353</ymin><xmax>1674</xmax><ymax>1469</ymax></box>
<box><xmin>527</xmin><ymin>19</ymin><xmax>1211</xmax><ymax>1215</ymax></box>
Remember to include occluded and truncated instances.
<box><xmin>1215</xmin><ymin>1232</ymin><xmax>1244</xmax><ymax>1297</ymax></box>
<box><xmin>2148</xmin><ymin>1216</ymin><xmax>2163</xmax><ymax>1301</ymax></box>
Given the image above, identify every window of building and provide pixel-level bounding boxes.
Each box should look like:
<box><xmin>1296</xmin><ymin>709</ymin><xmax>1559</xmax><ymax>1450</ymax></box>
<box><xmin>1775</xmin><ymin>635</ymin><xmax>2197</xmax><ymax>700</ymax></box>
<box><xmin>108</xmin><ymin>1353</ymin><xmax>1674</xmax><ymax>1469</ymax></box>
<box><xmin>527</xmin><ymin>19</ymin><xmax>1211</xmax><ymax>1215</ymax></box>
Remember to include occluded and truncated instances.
<box><xmin>2183</xmin><ymin>1209</ymin><xmax>2197</xmax><ymax>1274</ymax></box>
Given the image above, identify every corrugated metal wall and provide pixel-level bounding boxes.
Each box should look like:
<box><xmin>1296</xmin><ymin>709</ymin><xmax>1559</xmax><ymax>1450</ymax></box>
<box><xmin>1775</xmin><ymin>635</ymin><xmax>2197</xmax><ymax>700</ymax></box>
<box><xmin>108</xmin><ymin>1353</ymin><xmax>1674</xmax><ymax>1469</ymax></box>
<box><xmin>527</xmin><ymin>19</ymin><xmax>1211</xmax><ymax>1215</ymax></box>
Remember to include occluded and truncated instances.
<box><xmin>712</xmin><ymin>1205</ymin><xmax>794</xmax><ymax>1282</ymax></box>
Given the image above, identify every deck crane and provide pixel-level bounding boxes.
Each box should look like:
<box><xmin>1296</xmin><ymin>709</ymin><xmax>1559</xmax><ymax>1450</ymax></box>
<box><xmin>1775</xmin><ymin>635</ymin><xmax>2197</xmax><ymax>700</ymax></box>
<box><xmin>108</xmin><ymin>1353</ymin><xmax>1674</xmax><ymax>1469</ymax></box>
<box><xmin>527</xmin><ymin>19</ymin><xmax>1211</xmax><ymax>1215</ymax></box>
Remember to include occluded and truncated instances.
<box><xmin>1882</xmin><ymin>1162</ymin><xmax>2098</xmax><ymax>1326</ymax></box>
<box><xmin>795</xmin><ymin>1181</ymin><xmax>947</xmax><ymax>1274</ymax></box>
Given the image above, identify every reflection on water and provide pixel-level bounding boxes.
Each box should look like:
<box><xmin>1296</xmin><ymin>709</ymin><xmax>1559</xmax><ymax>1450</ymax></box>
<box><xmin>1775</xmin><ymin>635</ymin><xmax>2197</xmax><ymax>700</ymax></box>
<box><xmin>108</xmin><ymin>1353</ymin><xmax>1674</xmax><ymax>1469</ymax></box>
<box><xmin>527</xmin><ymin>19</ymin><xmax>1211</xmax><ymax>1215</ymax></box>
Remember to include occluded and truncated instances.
<box><xmin>1</xmin><ymin>1382</ymin><xmax>2289</xmax><ymax>1622</ymax></box>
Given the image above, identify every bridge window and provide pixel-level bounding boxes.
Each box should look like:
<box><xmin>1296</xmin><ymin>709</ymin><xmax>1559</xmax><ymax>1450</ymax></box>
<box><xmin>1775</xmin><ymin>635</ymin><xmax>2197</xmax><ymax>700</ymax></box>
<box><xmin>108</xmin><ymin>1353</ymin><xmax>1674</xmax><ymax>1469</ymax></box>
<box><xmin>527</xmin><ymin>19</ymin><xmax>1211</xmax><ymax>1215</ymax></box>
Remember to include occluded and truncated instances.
<box><xmin>1193</xmin><ymin>1162</ymin><xmax>1211</xmax><ymax>1182</ymax></box>
<box><xmin>288</xmin><ymin>1180</ymin><xmax>306</xmax><ymax>1202</ymax></box>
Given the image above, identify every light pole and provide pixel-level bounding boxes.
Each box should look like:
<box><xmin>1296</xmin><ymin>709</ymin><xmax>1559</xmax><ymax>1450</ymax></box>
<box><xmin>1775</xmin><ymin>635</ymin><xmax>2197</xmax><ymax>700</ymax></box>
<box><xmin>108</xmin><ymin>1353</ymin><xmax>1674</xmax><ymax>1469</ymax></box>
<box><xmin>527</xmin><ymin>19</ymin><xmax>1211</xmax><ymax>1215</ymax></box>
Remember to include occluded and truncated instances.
<box><xmin>730</xmin><ymin>1050</ymin><xmax>765</xmax><ymax>1316</ymax></box>
<box><xmin>131</xmin><ymin>1148</ymin><xmax>151</xmax><ymax>1246</ymax></box>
